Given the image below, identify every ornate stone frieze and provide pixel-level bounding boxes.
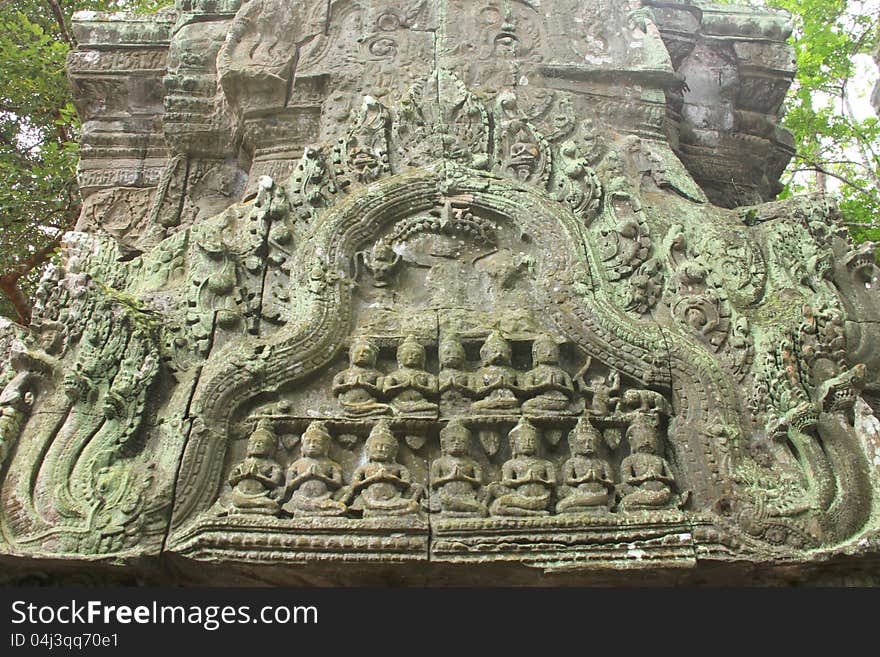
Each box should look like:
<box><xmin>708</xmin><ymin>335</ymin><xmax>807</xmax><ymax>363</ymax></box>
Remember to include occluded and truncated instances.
<box><xmin>1</xmin><ymin>0</ymin><xmax>878</xmax><ymax>582</ymax></box>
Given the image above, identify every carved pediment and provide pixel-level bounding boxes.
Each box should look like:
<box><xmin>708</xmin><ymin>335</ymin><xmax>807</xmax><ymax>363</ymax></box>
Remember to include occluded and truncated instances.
<box><xmin>2</xmin><ymin>1</ymin><xmax>878</xmax><ymax>583</ymax></box>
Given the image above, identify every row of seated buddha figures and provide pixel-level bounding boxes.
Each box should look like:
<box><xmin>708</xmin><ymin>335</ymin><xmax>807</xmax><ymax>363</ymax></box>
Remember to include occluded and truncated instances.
<box><xmin>227</xmin><ymin>413</ymin><xmax>678</xmax><ymax>520</ymax></box>
<box><xmin>332</xmin><ymin>331</ymin><xmax>580</xmax><ymax>419</ymax></box>
<box><xmin>432</xmin><ymin>415</ymin><xmax>678</xmax><ymax>517</ymax></box>
<box><xmin>228</xmin><ymin>420</ymin><xmax>425</xmax><ymax>518</ymax></box>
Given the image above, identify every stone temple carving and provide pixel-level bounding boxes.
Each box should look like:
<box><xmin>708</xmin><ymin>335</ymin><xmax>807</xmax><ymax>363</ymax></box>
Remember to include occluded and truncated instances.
<box><xmin>1</xmin><ymin>0</ymin><xmax>879</xmax><ymax>584</ymax></box>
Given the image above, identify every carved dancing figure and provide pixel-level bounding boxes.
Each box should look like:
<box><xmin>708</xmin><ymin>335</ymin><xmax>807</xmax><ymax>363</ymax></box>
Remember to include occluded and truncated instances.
<box><xmin>488</xmin><ymin>419</ymin><xmax>556</xmax><ymax>516</ymax></box>
<box><xmin>472</xmin><ymin>330</ymin><xmax>520</xmax><ymax>413</ymax></box>
<box><xmin>556</xmin><ymin>417</ymin><xmax>614</xmax><ymax>513</ymax></box>
<box><xmin>520</xmin><ymin>335</ymin><xmax>576</xmax><ymax>415</ymax></box>
<box><xmin>431</xmin><ymin>420</ymin><xmax>487</xmax><ymax>517</ymax></box>
<box><xmin>332</xmin><ymin>336</ymin><xmax>390</xmax><ymax>417</ymax></box>
<box><xmin>383</xmin><ymin>335</ymin><xmax>438</xmax><ymax>417</ymax></box>
<box><xmin>367</xmin><ymin>240</ymin><xmax>401</xmax><ymax>287</ymax></box>
<box><xmin>228</xmin><ymin>423</ymin><xmax>284</xmax><ymax>515</ymax></box>
<box><xmin>585</xmin><ymin>370</ymin><xmax>620</xmax><ymax>415</ymax></box>
<box><xmin>284</xmin><ymin>421</ymin><xmax>346</xmax><ymax>517</ymax></box>
<box><xmin>619</xmin><ymin>414</ymin><xmax>676</xmax><ymax>510</ymax></box>
<box><xmin>345</xmin><ymin>420</ymin><xmax>424</xmax><ymax>517</ymax></box>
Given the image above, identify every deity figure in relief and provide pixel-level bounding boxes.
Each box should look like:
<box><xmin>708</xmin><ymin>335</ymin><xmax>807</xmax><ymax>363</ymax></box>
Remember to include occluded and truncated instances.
<box><xmin>618</xmin><ymin>414</ymin><xmax>676</xmax><ymax>510</ymax></box>
<box><xmin>228</xmin><ymin>423</ymin><xmax>284</xmax><ymax>515</ymax></box>
<box><xmin>488</xmin><ymin>419</ymin><xmax>556</xmax><ymax>516</ymax></box>
<box><xmin>284</xmin><ymin>421</ymin><xmax>347</xmax><ymax>517</ymax></box>
<box><xmin>332</xmin><ymin>337</ymin><xmax>390</xmax><ymax>417</ymax></box>
<box><xmin>472</xmin><ymin>331</ymin><xmax>520</xmax><ymax>413</ymax></box>
<box><xmin>383</xmin><ymin>335</ymin><xmax>438</xmax><ymax>417</ymax></box>
<box><xmin>520</xmin><ymin>335</ymin><xmax>576</xmax><ymax>415</ymax></box>
<box><xmin>431</xmin><ymin>420</ymin><xmax>487</xmax><ymax>517</ymax></box>
<box><xmin>345</xmin><ymin>420</ymin><xmax>425</xmax><ymax>517</ymax></box>
<box><xmin>556</xmin><ymin>417</ymin><xmax>615</xmax><ymax>513</ymax></box>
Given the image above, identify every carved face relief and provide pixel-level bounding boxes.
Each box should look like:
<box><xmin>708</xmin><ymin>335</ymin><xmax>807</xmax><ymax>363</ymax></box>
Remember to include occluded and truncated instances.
<box><xmin>480</xmin><ymin>332</ymin><xmax>512</xmax><ymax>366</ymax></box>
<box><xmin>247</xmin><ymin>428</ymin><xmax>277</xmax><ymax>458</ymax></box>
<box><xmin>570</xmin><ymin>420</ymin><xmax>601</xmax><ymax>456</ymax></box>
<box><xmin>398</xmin><ymin>338</ymin><xmax>426</xmax><ymax>368</ymax></box>
<box><xmin>351</xmin><ymin>339</ymin><xmax>379</xmax><ymax>367</ymax></box>
<box><xmin>367</xmin><ymin>432</ymin><xmax>399</xmax><ymax>462</ymax></box>
<box><xmin>532</xmin><ymin>336</ymin><xmax>560</xmax><ymax>365</ymax></box>
<box><xmin>302</xmin><ymin>424</ymin><xmax>332</xmax><ymax>457</ymax></box>
<box><xmin>510</xmin><ymin>421</ymin><xmax>540</xmax><ymax>456</ymax></box>
<box><xmin>439</xmin><ymin>338</ymin><xmax>466</xmax><ymax>369</ymax></box>
<box><xmin>440</xmin><ymin>423</ymin><xmax>471</xmax><ymax>456</ymax></box>
<box><xmin>626</xmin><ymin>418</ymin><xmax>659</xmax><ymax>455</ymax></box>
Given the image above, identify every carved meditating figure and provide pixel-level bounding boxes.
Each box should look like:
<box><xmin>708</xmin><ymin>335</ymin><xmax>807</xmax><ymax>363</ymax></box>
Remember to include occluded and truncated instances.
<box><xmin>472</xmin><ymin>330</ymin><xmax>520</xmax><ymax>413</ymax></box>
<box><xmin>345</xmin><ymin>420</ymin><xmax>424</xmax><ymax>517</ymax></box>
<box><xmin>618</xmin><ymin>414</ymin><xmax>676</xmax><ymax>510</ymax></box>
<box><xmin>520</xmin><ymin>335</ymin><xmax>576</xmax><ymax>415</ymax></box>
<box><xmin>228</xmin><ymin>424</ymin><xmax>284</xmax><ymax>515</ymax></box>
<box><xmin>488</xmin><ymin>419</ymin><xmax>556</xmax><ymax>516</ymax></box>
<box><xmin>284</xmin><ymin>421</ymin><xmax>346</xmax><ymax>517</ymax></box>
<box><xmin>438</xmin><ymin>335</ymin><xmax>474</xmax><ymax>408</ymax></box>
<box><xmin>332</xmin><ymin>337</ymin><xmax>390</xmax><ymax>417</ymax></box>
<box><xmin>383</xmin><ymin>335</ymin><xmax>438</xmax><ymax>417</ymax></box>
<box><xmin>556</xmin><ymin>417</ymin><xmax>614</xmax><ymax>513</ymax></box>
<box><xmin>431</xmin><ymin>420</ymin><xmax>487</xmax><ymax>517</ymax></box>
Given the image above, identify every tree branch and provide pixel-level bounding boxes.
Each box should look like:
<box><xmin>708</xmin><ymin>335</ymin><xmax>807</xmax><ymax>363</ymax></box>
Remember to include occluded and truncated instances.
<box><xmin>0</xmin><ymin>277</ymin><xmax>33</xmax><ymax>326</ymax></box>
<box><xmin>45</xmin><ymin>0</ymin><xmax>74</xmax><ymax>48</ymax></box>
<box><xmin>789</xmin><ymin>166</ymin><xmax>878</xmax><ymax>198</ymax></box>
<box><xmin>0</xmin><ymin>207</ymin><xmax>77</xmax><ymax>326</ymax></box>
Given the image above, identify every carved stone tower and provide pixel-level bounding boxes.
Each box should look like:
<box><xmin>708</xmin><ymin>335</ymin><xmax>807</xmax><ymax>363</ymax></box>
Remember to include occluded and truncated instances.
<box><xmin>2</xmin><ymin>1</ymin><xmax>880</xmax><ymax>585</ymax></box>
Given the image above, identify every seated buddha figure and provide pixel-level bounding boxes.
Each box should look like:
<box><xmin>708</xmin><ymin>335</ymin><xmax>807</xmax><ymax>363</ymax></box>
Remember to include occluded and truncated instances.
<box><xmin>556</xmin><ymin>416</ymin><xmax>614</xmax><ymax>513</ymax></box>
<box><xmin>284</xmin><ymin>421</ymin><xmax>346</xmax><ymax>517</ymax></box>
<box><xmin>618</xmin><ymin>414</ymin><xmax>676</xmax><ymax>510</ymax></box>
<box><xmin>430</xmin><ymin>420</ymin><xmax>487</xmax><ymax>517</ymax></box>
<box><xmin>472</xmin><ymin>330</ymin><xmax>520</xmax><ymax>414</ymax></box>
<box><xmin>383</xmin><ymin>335</ymin><xmax>438</xmax><ymax>417</ymax></box>
<box><xmin>228</xmin><ymin>423</ymin><xmax>284</xmax><ymax>515</ymax></box>
<box><xmin>520</xmin><ymin>335</ymin><xmax>576</xmax><ymax>415</ymax></box>
<box><xmin>438</xmin><ymin>335</ymin><xmax>474</xmax><ymax>408</ymax></box>
<box><xmin>346</xmin><ymin>420</ymin><xmax>424</xmax><ymax>517</ymax></box>
<box><xmin>488</xmin><ymin>419</ymin><xmax>556</xmax><ymax>516</ymax></box>
<box><xmin>332</xmin><ymin>336</ymin><xmax>390</xmax><ymax>417</ymax></box>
